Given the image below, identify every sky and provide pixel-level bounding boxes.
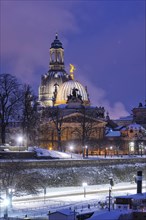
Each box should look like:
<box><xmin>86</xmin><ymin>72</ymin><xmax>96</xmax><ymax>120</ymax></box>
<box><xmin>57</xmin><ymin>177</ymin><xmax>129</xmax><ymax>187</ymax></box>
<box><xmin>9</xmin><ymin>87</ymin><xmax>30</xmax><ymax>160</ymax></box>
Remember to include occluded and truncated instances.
<box><xmin>0</xmin><ymin>0</ymin><xmax>145</xmax><ymax>119</ymax></box>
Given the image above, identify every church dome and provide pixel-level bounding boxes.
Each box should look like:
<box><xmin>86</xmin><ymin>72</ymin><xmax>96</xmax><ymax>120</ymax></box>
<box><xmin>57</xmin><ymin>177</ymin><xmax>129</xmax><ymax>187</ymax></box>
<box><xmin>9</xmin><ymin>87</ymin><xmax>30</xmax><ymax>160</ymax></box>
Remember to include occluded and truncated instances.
<box><xmin>39</xmin><ymin>71</ymin><xmax>70</xmax><ymax>106</ymax></box>
<box><xmin>55</xmin><ymin>80</ymin><xmax>90</xmax><ymax>105</ymax></box>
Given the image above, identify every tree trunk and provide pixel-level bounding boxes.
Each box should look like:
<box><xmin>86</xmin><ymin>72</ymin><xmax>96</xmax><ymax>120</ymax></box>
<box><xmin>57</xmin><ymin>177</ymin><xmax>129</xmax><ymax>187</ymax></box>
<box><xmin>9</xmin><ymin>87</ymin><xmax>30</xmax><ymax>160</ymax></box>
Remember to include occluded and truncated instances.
<box><xmin>1</xmin><ymin>125</ymin><xmax>6</xmax><ymax>144</ymax></box>
<box><xmin>58</xmin><ymin>132</ymin><xmax>62</xmax><ymax>152</ymax></box>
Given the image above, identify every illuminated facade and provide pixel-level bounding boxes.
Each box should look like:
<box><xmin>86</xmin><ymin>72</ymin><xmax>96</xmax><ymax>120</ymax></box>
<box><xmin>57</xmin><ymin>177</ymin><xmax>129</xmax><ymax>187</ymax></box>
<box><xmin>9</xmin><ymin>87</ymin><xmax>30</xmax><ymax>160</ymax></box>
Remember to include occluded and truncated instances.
<box><xmin>39</xmin><ymin>34</ymin><xmax>90</xmax><ymax>107</ymax></box>
<box><xmin>38</xmin><ymin>34</ymin><xmax>106</xmax><ymax>152</ymax></box>
<box><xmin>39</xmin><ymin>107</ymin><xmax>107</xmax><ymax>152</ymax></box>
<box><xmin>132</xmin><ymin>101</ymin><xmax>146</xmax><ymax>129</ymax></box>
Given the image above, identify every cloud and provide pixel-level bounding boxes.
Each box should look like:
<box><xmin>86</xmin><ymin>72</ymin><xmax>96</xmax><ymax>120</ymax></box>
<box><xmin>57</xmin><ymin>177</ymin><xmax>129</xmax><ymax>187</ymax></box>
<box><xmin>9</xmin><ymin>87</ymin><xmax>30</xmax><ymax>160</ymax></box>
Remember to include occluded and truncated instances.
<box><xmin>65</xmin><ymin>12</ymin><xmax>144</xmax><ymax>117</ymax></box>
<box><xmin>1</xmin><ymin>1</ymin><xmax>79</xmax><ymax>84</ymax></box>
<box><xmin>73</xmin><ymin>67</ymin><xmax>129</xmax><ymax>119</ymax></box>
<box><xmin>1</xmin><ymin>1</ymin><xmax>144</xmax><ymax>119</ymax></box>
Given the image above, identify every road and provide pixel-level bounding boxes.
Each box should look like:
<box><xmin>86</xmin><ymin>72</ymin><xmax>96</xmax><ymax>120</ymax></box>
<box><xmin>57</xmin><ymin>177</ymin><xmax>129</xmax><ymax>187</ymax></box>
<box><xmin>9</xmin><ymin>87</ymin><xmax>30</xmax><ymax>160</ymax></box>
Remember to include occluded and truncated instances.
<box><xmin>12</xmin><ymin>184</ymin><xmax>138</xmax><ymax>203</ymax></box>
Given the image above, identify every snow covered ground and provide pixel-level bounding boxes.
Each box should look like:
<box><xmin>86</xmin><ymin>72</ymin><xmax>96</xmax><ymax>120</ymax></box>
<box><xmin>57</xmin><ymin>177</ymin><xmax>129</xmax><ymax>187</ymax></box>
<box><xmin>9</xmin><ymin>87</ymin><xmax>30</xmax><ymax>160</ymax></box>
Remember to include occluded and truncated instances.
<box><xmin>28</xmin><ymin>146</ymin><xmax>146</xmax><ymax>159</ymax></box>
<box><xmin>0</xmin><ymin>181</ymin><xmax>146</xmax><ymax>219</ymax></box>
<box><xmin>0</xmin><ymin>148</ymin><xmax>145</xmax><ymax>219</ymax></box>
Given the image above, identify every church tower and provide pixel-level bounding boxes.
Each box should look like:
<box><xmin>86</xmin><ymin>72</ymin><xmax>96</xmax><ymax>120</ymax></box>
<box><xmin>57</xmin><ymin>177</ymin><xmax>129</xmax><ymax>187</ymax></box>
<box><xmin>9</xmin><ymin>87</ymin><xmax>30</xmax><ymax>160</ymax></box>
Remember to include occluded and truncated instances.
<box><xmin>49</xmin><ymin>33</ymin><xmax>64</xmax><ymax>70</ymax></box>
<box><xmin>39</xmin><ymin>34</ymin><xmax>71</xmax><ymax>106</ymax></box>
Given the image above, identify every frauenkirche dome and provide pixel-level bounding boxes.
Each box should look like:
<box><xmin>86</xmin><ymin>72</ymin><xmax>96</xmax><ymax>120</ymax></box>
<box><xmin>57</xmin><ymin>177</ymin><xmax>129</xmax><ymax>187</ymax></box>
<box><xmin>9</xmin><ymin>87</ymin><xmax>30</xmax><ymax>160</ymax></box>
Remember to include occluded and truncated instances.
<box><xmin>56</xmin><ymin>80</ymin><xmax>89</xmax><ymax>105</ymax></box>
<box><xmin>38</xmin><ymin>34</ymin><xmax>90</xmax><ymax>107</ymax></box>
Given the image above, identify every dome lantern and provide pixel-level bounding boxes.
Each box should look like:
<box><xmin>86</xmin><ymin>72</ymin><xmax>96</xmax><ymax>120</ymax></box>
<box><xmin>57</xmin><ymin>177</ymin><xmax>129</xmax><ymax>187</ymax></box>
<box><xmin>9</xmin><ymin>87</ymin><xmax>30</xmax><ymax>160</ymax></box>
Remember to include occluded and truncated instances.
<box><xmin>49</xmin><ymin>33</ymin><xmax>64</xmax><ymax>70</ymax></box>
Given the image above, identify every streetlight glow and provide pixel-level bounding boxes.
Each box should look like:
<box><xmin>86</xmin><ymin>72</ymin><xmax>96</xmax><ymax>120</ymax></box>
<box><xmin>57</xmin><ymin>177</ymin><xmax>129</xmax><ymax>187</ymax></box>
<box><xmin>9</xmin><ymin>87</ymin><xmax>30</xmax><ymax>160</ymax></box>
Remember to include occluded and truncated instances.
<box><xmin>82</xmin><ymin>182</ymin><xmax>87</xmax><ymax>187</ymax></box>
<box><xmin>17</xmin><ymin>135</ymin><xmax>23</xmax><ymax>151</ymax></box>
<box><xmin>129</xmin><ymin>141</ymin><xmax>135</xmax><ymax>154</ymax></box>
<box><xmin>17</xmin><ymin>136</ymin><xmax>23</xmax><ymax>143</ymax></box>
<box><xmin>82</xmin><ymin>182</ymin><xmax>87</xmax><ymax>198</ymax></box>
<box><xmin>69</xmin><ymin>145</ymin><xmax>74</xmax><ymax>158</ymax></box>
<box><xmin>3</xmin><ymin>198</ymin><xmax>9</xmax><ymax>207</ymax></box>
<box><xmin>70</xmin><ymin>146</ymin><xmax>73</xmax><ymax>151</ymax></box>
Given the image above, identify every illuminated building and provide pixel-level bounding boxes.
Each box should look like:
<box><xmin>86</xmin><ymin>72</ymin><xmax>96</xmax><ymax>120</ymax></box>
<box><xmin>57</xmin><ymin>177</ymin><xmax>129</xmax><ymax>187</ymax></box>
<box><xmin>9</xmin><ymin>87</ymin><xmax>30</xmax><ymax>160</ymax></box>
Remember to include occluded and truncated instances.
<box><xmin>39</xmin><ymin>33</ymin><xmax>90</xmax><ymax>107</ymax></box>
<box><xmin>38</xmin><ymin>34</ymin><xmax>106</xmax><ymax>152</ymax></box>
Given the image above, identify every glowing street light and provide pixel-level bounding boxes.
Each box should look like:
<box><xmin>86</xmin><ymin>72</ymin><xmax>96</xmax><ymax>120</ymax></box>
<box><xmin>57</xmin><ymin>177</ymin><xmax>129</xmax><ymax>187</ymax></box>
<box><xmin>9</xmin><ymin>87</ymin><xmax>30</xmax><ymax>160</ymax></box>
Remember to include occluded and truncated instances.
<box><xmin>82</xmin><ymin>182</ymin><xmax>87</xmax><ymax>198</ymax></box>
<box><xmin>70</xmin><ymin>146</ymin><xmax>73</xmax><ymax>158</ymax></box>
<box><xmin>129</xmin><ymin>141</ymin><xmax>135</xmax><ymax>155</ymax></box>
<box><xmin>3</xmin><ymin>198</ymin><xmax>9</xmax><ymax>219</ymax></box>
<box><xmin>85</xmin><ymin>146</ymin><xmax>88</xmax><ymax>158</ymax></box>
<box><xmin>8</xmin><ymin>188</ymin><xmax>15</xmax><ymax>208</ymax></box>
<box><xmin>110</xmin><ymin>146</ymin><xmax>113</xmax><ymax>157</ymax></box>
<box><xmin>17</xmin><ymin>136</ymin><xmax>23</xmax><ymax>152</ymax></box>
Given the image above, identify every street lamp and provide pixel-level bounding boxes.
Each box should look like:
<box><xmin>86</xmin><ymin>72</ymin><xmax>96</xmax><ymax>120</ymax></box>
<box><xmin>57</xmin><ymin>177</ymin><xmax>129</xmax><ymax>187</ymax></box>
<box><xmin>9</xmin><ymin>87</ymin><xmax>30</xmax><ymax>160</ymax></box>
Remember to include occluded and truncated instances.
<box><xmin>17</xmin><ymin>136</ymin><xmax>23</xmax><ymax>152</ymax></box>
<box><xmin>70</xmin><ymin>146</ymin><xmax>73</xmax><ymax>158</ymax></box>
<box><xmin>129</xmin><ymin>141</ymin><xmax>135</xmax><ymax>155</ymax></box>
<box><xmin>8</xmin><ymin>188</ymin><xmax>15</xmax><ymax>208</ymax></box>
<box><xmin>85</xmin><ymin>146</ymin><xmax>88</xmax><ymax>158</ymax></box>
<box><xmin>110</xmin><ymin>146</ymin><xmax>113</xmax><ymax>157</ymax></box>
<box><xmin>3</xmin><ymin>198</ymin><xmax>9</xmax><ymax>219</ymax></box>
<box><xmin>108</xmin><ymin>188</ymin><xmax>112</xmax><ymax>212</ymax></box>
<box><xmin>109</xmin><ymin>177</ymin><xmax>114</xmax><ymax>189</ymax></box>
<box><xmin>82</xmin><ymin>182</ymin><xmax>87</xmax><ymax>198</ymax></box>
<box><xmin>43</xmin><ymin>187</ymin><xmax>46</xmax><ymax>204</ymax></box>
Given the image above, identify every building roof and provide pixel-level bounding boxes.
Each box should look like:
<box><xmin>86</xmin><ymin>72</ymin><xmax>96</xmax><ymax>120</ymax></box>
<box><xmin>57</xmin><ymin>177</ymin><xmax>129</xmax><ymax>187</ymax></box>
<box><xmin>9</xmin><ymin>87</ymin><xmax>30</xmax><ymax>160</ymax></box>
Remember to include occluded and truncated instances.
<box><xmin>50</xmin><ymin>208</ymin><xmax>75</xmax><ymax>216</ymax></box>
<box><xmin>115</xmin><ymin>192</ymin><xmax>146</xmax><ymax>200</ymax></box>
<box><xmin>115</xmin><ymin>115</ymin><xmax>133</xmax><ymax>121</ymax></box>
<box><xmin>126</xmin><ymin>123</ymin><xmax>145</xmax><ymax>130</ymax></box>
<box><xmin>106</xmin><ymin>130</ymin><xmax>121</xmax><ymax>137</ymax></box>
<box><xmin>89</xmin><ymin>210</ymin><xmax>131</xmax><ymax>220</ymax></box>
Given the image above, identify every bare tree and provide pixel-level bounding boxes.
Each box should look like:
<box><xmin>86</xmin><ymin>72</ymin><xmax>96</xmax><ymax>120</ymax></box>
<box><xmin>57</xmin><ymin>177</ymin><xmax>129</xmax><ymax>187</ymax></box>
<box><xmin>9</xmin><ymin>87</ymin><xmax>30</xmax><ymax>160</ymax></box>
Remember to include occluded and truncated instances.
<box><xmin>0</xmin><ymin>73</ymin><xmax>23</xmax><ymax>144</ymax></box>
<box><xmin>72</xmin><ymin>107</ymin><xmax>100</xmax><ymax>157</ymax></box>
<box><xmin>21</xmin><ymin>85</ymin><xmax>40</xmax><ymax>148</ymax></box>
<box><xmin>0</xmin><ymin>160</ymin><xmax>46</xmax><ymax>208</ymax></box>
<box><xmin>42</xmin><ymin>106</ymin><xmax>64</xmax><ymax>151</ymax></box>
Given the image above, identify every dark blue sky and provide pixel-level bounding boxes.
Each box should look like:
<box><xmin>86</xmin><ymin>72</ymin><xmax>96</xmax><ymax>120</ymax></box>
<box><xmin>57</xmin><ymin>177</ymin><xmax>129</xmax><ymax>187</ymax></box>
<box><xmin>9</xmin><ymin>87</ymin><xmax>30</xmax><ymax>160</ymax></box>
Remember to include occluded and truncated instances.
<box><xmin>1</xmin><ymin>0</ymin><xmax>145</xmax><ymax>119</ymax></box>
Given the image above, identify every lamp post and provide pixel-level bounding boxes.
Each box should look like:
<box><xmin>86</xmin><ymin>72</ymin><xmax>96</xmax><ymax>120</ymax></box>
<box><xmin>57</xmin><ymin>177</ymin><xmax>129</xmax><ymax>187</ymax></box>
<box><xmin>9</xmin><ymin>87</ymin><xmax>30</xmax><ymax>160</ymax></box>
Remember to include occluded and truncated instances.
<box><xmin>70</xmin><ymin>146</ymin><xmax>73</xmax><ymax>158</ymax></box>
<box><xmin>82</xmin><ymin>182</ymin><xmax>87</xmax><ymax>198</ymax></box>
<box><xmin>8</xmin><ymin>188</ymin><xmax>15</xmax><ymax>208</ymax></box>
<box><xmin>108</xmin><ymin>188</ymin><xmax>111</xmax><ymax>212</ymax></box>
<box><xmin>17</xmin><ymin>136</ymin><xmax>23</xmax><ymax>152</ymax></box>
<box><xmin>44</xmin><ymin>187</ymin><xmax>46</xmax><ymax>204</ymax></box>
<box><xmin>109</xmin><ymin>177</ymin><xmax>114</xmax><ymax>189</ymax></box>
<box><xmin>3</xmin><ymin>198</ymin><xmax>9</xmax><ymax>219</ymax></box>
<box><xmin>110</xmin><ymin>146</ymin><xmax>113</xmax><ymax>157</ymax></box>
<box><xmin>85</xmin><ymin>146</ymin><xmax>88</xmax><ymax>158</ymax></box>
<box><xmin>108</xmin><ymin>176</ymin><xmax>114</xmax><ymax>211</ymax></box>
<box><xmin>129</xmin><ymin>141</ymin><xmax>134</xmax><ymax>155</ymax></box>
